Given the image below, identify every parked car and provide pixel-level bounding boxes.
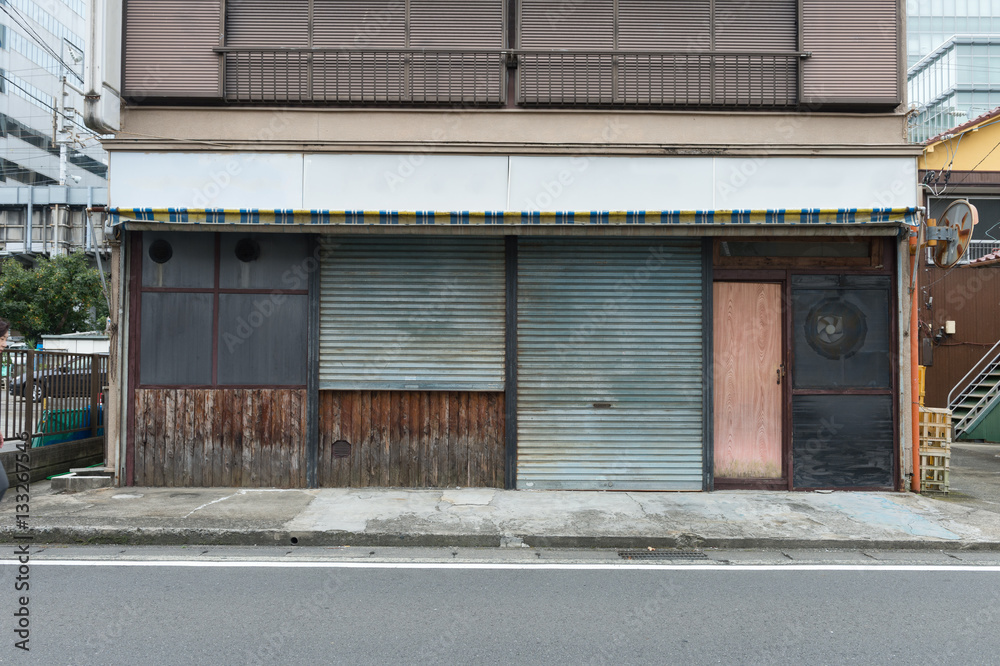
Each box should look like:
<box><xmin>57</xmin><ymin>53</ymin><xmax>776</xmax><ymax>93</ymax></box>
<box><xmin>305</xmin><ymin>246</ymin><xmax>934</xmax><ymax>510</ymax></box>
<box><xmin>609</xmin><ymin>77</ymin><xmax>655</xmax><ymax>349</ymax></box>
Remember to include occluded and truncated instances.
<box><xmin>8</xmin><ymin>360</ymin><xmax>108</xmax><ymax>402</ymax></box>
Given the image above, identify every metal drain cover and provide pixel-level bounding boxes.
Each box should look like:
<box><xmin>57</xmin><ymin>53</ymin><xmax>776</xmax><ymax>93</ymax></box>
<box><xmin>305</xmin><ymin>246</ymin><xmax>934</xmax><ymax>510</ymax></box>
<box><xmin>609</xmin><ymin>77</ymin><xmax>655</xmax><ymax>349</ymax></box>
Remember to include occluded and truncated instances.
<box><xmin>618</xmin><ymin>550</ymin><xmax>708</xmax><ymax>561</ymax></box>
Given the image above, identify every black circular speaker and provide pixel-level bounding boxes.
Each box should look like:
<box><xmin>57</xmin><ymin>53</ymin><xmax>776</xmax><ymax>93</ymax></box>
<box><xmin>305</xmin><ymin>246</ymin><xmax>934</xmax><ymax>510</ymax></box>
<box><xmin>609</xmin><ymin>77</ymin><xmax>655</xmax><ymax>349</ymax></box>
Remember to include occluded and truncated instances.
<box><xmin>148</xmin><ymin>239</ymin><xmax>173</xmax><ymax>264</ymax></box>
<box><xmin>804</xmin><ymin>298</ymin><xmax>868</xmax><ymax>360</ymax></box>
<box><xmin>234</xmin><ymin>238</ymin><xmax>261</xmax><ymax>263</ymax></box>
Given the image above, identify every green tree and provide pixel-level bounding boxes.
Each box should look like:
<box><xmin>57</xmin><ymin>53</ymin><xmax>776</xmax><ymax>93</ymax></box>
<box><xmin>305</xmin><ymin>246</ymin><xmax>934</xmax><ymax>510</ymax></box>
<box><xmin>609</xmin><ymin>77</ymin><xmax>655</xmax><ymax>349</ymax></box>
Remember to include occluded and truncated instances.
<box><xmin>0</xmin><ymin>253</ymin><xmax>109</xmax><ymax>347</ymax></box>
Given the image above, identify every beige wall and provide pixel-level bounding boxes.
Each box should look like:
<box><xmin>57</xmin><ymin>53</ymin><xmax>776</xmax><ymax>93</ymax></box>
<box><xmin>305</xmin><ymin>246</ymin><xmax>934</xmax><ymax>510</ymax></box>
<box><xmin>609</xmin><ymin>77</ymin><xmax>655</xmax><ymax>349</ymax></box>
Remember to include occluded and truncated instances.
<box><xmin>108</xmin><ymin>107</ymin><xmax>917</xmax><ymax>157</ymax></box>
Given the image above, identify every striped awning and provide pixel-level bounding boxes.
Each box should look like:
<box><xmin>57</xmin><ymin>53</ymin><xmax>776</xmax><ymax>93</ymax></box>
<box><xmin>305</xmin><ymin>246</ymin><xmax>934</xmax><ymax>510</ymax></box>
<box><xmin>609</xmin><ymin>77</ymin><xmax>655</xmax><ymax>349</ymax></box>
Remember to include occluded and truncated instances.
<box><xmin>110</xmin><ymin>207</ymin><xmax>918</xmax><ymax>227</ymax></box>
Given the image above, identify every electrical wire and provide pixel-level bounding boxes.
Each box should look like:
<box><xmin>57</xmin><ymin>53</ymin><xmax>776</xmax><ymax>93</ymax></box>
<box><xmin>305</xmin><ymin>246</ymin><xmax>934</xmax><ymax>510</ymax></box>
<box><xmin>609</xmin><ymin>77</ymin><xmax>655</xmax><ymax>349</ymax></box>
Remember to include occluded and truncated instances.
<box><xmin>0</xmin><ymin>3</ymin><xmax>84</xmax><ymax>83</ymax></box>
<box><xmin>0</xmin><ymin>73</ymin><xmax>101</xmax><ymax>140</ymax></box>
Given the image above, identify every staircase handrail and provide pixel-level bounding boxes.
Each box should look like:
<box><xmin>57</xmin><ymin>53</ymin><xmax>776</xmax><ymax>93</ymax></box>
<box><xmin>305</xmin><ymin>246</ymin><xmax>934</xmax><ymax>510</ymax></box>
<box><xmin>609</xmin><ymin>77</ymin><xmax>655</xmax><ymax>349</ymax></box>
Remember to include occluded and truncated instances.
<box><xmin>954</xmin><ymin>382</ymin><xmax>1000</xmax><ymax>434</ymax></box>
<box><xmin>948</xmin><ymin>337</ymin><xmax>1000</xmax><ymax>408</ymax></box>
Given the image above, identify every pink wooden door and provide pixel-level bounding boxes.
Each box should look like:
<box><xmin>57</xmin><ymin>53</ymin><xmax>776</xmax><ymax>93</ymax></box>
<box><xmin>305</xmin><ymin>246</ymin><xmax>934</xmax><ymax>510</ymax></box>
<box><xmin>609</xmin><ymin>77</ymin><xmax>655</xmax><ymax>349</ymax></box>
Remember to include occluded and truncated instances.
<box><xmin>713</xmin><ymin>282</ymin><xmax>784</xmax><ymax>479</ymax></box>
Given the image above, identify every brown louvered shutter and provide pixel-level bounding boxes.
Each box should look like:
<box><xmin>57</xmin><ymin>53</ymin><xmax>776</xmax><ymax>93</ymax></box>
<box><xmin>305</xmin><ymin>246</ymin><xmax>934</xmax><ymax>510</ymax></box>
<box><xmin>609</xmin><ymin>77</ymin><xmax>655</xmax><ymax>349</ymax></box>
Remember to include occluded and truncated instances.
<box><xmin>617</xmin><ymin>0</ymin><xmax>711</xmax><ymax>105</ymax></box>
<box><xmin>713</xmin><ymin>0</ymin><xmax>797</xmax><ymax>105</ymax></box>
<box><xmin>801</xmin><ymin>0</ymin><xmax>900</xmax><ymax>106</ymax></box>
<box><xmin>225</xmin><ymin>0</ymin><xmax>308</xmax><ymax>101</ymax></box>
<box><xmin>311</xmin><ymin>1</ymin><xmax>404</xmax><ymax>102</ymax></box>
<box><xmin>124</xmin><ymin>0</ymin><xmax>221</xmax><ymax>98</ymax></box>
<box><xmin>409</xmin><ymin>0</ymin><xmax>504</xmax><ymax>103</ymax></box>
<box><xmin>312</xmin><ymin>0</ymin><xmax>404</xmax><ymax>47</ymax></box>
<box><xmin>519</xmin><ymin>0</ymin><xmax>615</xmax><ymax>104</ymax></box>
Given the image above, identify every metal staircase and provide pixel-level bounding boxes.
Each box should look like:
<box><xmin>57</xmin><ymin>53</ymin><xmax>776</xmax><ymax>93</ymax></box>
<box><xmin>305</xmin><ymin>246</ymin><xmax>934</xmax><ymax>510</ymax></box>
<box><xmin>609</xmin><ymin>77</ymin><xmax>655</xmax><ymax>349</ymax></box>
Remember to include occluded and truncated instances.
<box><xmin>948</xmin><ymin>339</ymin><xmax>1000</xmax><ymax>438</ymax></box>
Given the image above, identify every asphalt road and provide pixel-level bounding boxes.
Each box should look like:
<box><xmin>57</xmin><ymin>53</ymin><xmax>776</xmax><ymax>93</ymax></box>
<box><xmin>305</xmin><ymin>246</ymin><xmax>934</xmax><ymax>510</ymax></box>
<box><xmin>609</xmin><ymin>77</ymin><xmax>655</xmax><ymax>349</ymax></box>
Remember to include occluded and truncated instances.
<box><xmin>0</xmin><ymin>548</ymin><xmax>998</xmax><ymax>665</ymax></box>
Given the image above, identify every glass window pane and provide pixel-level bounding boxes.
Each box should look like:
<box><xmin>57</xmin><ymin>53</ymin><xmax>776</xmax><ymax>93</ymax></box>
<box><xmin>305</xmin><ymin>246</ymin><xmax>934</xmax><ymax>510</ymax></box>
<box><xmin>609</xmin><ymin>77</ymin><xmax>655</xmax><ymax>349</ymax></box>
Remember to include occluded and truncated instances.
<box><xmin>219</xmin><ymin>233</ymin><xmax>312</xmax><ymax>290</ymax></box>
<box><xmin>217</xmin><ymin>294</ymin><xmax>308</xmax><ymax>385</ymax></box>
<box><xmin>142</xmin><ymin>232</ymin><xmax>215</xmax><ymax>289</ymax></box>
<box><xmin>140</xmin><ymin>293</ymin><xmax>214</xmax><ymax>385</ymax></box>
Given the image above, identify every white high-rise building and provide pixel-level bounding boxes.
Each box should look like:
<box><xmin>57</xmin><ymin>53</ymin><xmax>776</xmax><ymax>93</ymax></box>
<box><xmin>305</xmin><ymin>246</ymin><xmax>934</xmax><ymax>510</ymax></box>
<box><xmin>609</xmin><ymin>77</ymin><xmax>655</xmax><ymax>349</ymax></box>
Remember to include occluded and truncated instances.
<box><xmin>907</xmin><ymin>0</ymin><xmax>1000</xmax><ymax>141</ymax></box>
<box><xmin>0</xmin><ymin>0</ymin><xmax>108</xmax><ymax>255</ymax></box>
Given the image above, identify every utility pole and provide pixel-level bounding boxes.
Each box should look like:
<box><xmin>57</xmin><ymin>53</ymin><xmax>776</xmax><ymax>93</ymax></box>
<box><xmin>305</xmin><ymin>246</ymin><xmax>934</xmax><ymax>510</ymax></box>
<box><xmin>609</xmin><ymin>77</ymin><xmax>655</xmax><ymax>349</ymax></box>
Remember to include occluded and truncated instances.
<box><xmin>57</xmin><ymin>76</ymin><xmax>75</xmax><ymax>187</ymax></box>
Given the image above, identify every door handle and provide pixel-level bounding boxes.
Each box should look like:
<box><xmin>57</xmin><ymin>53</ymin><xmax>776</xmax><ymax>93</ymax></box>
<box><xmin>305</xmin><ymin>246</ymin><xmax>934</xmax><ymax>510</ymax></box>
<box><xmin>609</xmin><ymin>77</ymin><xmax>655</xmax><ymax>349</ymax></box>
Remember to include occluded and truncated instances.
<box><xmin>776</xmin><ymin>364</ymin><xmax>786</xmax><ymax>385</ymax></box>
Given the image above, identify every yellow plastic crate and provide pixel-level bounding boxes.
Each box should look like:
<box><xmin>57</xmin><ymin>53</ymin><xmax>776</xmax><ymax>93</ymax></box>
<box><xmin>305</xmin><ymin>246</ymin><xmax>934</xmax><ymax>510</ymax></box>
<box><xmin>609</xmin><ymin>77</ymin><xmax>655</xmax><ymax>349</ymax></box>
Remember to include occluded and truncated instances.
<box><xmin>919</xmin><ymin>407</ymin><xmax>952</xmax><ymax>450</ymax></box>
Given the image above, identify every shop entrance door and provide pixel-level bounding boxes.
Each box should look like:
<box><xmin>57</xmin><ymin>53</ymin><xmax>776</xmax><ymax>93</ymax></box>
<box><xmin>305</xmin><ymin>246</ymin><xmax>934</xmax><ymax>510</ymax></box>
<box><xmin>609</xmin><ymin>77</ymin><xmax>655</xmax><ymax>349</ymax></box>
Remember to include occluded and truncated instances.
<box><xmin>713</xmin><ymin>282</ymin><xmax>785</xmax><ymax>486</ymax></box>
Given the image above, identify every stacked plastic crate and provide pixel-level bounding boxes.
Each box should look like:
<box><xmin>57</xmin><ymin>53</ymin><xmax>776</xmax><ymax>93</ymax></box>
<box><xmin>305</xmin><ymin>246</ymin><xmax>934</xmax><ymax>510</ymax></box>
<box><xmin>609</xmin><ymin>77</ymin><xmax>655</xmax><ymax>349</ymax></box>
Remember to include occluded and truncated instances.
<box><xmin>919</xmin><ymin>407</ymin><xmax>951</xmax><ymax>493</ymax></box>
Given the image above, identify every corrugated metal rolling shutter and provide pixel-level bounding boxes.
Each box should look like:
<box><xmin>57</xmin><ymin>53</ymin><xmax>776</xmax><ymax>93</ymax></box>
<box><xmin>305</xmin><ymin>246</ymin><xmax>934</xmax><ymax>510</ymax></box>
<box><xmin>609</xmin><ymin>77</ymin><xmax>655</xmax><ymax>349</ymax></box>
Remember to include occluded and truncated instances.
<box><xmin>519</xmin><ymin>0</ymin><xmax>614</xmax><ymax>104</ymax></box>
<box><xmin>410</xmin><ymin>0</ymin><xmax>503</xmax><ymax>48</ymax></box>
<box><xmin>801</xmin><ymin>0</ymin><xmax>900</xmax><ymax>105</ymax></box>
<box><xmin>714</xmin><ymin>0</ymin><xmax>795</xmax><ymax>51</ymax></box>
<box><xmin>319</xmin><ymin>237</ymin><xmax>505</xmax><ymax>391</ymax></box>
<box><xmin>226</xmin><ymin>0</ymin><xmax>309</xmax><ymax>46</ymax></box>
<box><xmin>408</xmin><ymin>0</ymin><xmax>504</xmax><ymax>102</ymax></box>
<box><xmin>618</xmin><ymin>0</ymin><xmax>709</xmax><ymax>51</ymax></box>
<box><xmin>713</xmin><ymin>0</ymin><xmax>797</xmax><ymax>106</ymax></box>
<box><xmin>312</xmin><ymin>0</ymin><xmax>405</xmax><ymax>102</ymax></box>
<box><xmin>124</xmin><ymin>0</ymin><xmax>221</xmax><ymax>97</ymax></box>
<box><xmin>313</xmin><ymin>0</ymin><xmax>405</xmax><ymax>48</ymax></box>
<box><xmin>224</xmin><ymin>0</ymin><xmax>309</xmax><ymax>100</ymax></box>
<box><xmin>519</xmin><ymin>0</ymin><xmax>613</xmax><ymax>49</ymax></box>
<box><xmin>516</xmin><ymin>239</ymin><xmax>704</xmax><ymax>491</ymax></box>
<box><xmin>616</xmin><ymin>0</ymin><xmax>710</xmax><ymax>105</ymax></box>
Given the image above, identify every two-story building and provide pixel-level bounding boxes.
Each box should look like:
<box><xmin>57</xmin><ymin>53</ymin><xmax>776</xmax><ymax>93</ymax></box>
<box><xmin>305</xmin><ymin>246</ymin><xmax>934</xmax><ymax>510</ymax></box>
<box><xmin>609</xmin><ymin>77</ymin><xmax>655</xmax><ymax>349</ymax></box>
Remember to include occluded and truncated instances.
<box><xmin>87</xmin><ymin>0</ymin><xmax>921</xmax><ymax>492</ymax></box>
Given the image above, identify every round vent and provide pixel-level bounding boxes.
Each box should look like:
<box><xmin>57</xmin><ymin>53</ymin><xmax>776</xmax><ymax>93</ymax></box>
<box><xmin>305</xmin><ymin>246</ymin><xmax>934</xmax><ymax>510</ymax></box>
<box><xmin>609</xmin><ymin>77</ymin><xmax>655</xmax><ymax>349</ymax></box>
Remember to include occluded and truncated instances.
<box><xmin>804</xmin><ymin>298</ymin><xmax>867</xmax><ymax>360</ymax></box>
<box><xmin>234</xmin><ymin>238</ymin><xmax>261</xmax><ymax>263</ymax></box>
<box><xmin>148</xmin><ymin>239</ymin><xmax>173</xmax><ymax>264</ymax></box>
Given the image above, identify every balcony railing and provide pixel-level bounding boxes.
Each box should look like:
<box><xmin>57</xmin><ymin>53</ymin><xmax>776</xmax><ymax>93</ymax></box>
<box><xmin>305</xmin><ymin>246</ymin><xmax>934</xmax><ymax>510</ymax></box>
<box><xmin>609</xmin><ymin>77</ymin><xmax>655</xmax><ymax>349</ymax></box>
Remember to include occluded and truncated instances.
<box><xmin>961</xmin><ymin>239</ymin><xmax>1000</xmax><ymax>264</ymax></box>
<box><xmin>217</xmin><ymin>48</ymin><xmax>507</xmax><ymax>106</ymax></box>
<box><xmin>515</xmin><ymin>50</ymin><xmax>802</xmax><ymax>108</ymax></box>
<box><xmin>216</xmin><ymin>47</ymin><xmax>805</xmax><ymax>108</ymax></box>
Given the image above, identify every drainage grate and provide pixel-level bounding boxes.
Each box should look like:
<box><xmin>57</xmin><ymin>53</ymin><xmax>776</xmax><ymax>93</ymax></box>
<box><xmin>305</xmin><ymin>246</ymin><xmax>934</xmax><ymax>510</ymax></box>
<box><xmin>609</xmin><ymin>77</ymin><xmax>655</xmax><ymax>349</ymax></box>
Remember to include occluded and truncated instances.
<box><xmin>618</xmin><ymin>550</ymin><xmax>708</xmax><ymax>561</ymax></box>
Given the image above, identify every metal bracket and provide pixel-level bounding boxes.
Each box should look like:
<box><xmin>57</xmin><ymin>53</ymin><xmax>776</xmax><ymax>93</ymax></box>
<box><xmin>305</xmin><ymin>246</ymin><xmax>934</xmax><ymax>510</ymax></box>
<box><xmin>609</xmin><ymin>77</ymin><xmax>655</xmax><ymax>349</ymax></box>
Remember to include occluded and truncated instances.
<box><xmin>924</xmin><ymin>226</ymin><xmax>958</xmax><ymax>243</ymax></box>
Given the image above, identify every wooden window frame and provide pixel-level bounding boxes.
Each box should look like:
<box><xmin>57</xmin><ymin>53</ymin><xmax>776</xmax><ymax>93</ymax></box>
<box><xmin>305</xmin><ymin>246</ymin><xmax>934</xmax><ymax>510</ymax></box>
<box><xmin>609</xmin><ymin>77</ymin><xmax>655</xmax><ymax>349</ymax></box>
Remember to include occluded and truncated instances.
<box><xmin>713</xmin><ymin>236</ymin><xmax>885</xmax><ymax>270</ymax></box>
<box><xmin>134</xmin><ymin>231</ymin><xmax>309</xmax><ymax>390</ymax></box>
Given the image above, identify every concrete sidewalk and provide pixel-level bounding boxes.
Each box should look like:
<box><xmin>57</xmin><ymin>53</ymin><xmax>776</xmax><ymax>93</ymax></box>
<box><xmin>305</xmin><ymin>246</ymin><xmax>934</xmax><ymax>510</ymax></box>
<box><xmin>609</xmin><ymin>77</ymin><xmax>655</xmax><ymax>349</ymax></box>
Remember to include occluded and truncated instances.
<box><xmin>3</xmin><ymin>483</ymin><xmax>1000</xmax><ymax>550</ymax></box>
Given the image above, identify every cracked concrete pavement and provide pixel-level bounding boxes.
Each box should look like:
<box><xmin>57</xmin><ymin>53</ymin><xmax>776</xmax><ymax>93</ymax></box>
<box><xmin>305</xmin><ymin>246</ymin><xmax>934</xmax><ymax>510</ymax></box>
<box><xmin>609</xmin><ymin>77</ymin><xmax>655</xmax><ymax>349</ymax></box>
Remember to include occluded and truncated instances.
<box><xmin>3</xmin><ymin>482</ymin><xmax>1000</xmax><ymax>549</ymax></box>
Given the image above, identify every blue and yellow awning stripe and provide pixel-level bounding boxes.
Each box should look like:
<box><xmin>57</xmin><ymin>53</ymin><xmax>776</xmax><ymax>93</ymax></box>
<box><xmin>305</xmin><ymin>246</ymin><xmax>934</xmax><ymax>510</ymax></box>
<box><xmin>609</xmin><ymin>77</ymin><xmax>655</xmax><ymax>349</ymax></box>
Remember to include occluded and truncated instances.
<box><xmin>112</xmin><ymin>207</ymin><xmax>918</xmax><ymax>227</ymax></box>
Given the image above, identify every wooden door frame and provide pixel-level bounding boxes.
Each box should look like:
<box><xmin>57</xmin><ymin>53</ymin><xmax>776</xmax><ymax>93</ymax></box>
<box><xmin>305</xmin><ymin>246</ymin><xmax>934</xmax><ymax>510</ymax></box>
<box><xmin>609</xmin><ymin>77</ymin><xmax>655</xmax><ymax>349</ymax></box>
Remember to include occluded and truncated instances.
<box><xmin>711</xmin><ymin>274</ymin><xmax>790</xmax><ymax>491</ymax></box>
<box><xmin>712</xmin><ymin>237</ymin><xmax>900</xmax><ymax>492</ymax></box>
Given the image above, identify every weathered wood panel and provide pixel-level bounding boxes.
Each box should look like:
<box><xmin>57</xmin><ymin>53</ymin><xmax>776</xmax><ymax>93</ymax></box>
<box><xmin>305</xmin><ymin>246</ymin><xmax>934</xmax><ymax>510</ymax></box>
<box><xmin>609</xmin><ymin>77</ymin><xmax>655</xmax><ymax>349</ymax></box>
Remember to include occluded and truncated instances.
<box><xmin>133</xmin><ymin>388</ymin><xmax>307</xmax><ymax>487</ymax></box>
<box><xmin>713</xmin><ymin>282</ymin><xmax>783</xmax><ymax>479</ymax></box>
<box><xmin>318</xmin><ymin>390</ymin><xmax>505</xmax><ymax>488</ymax></box>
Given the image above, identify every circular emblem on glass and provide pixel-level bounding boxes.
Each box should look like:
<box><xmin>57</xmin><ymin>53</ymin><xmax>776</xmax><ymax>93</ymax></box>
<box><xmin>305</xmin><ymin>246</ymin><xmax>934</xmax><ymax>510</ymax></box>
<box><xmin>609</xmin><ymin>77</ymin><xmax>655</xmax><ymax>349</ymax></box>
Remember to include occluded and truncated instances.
<box><xmin>804</xmin><ymin>298</ymin><xmax>867</xmax><ymax>360</ymax></box>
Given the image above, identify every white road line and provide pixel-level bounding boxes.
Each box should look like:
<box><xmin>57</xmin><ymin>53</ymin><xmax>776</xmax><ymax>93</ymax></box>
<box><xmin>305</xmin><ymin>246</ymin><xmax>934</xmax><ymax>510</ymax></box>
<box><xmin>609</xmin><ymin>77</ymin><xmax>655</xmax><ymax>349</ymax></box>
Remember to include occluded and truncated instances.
<box><xmin>0</xmin><ymin>561</ymin><xmax>999</xmax><ymax>571</ymax></box>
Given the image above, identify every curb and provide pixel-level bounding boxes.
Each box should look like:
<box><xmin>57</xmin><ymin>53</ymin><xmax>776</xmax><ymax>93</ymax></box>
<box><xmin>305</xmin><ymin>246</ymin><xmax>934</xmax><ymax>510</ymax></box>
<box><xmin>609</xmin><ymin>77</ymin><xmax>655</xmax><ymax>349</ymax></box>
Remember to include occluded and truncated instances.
<box><xmin>3</xmin><ymin>527</ymin><xmax>1000</xmax><ymax>551</ymax></box>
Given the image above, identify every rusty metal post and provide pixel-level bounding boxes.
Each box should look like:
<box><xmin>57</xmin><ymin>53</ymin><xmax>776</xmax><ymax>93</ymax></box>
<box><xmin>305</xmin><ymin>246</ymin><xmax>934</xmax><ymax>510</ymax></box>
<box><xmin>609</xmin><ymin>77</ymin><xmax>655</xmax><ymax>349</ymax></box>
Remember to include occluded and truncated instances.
<box><xmin>90</xmin><ymin>355</ymin><xmax>101</xmax><ymax>438</ymax></box>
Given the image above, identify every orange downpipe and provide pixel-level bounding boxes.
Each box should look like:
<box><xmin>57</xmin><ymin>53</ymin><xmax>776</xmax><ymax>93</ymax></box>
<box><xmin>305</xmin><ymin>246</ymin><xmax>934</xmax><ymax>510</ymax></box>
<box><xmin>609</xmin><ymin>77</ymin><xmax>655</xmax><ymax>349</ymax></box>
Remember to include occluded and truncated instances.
<box><xmin>910</xmin><ymin>233</ymin><xmax>921</xmax><ymax>491</ymax></box>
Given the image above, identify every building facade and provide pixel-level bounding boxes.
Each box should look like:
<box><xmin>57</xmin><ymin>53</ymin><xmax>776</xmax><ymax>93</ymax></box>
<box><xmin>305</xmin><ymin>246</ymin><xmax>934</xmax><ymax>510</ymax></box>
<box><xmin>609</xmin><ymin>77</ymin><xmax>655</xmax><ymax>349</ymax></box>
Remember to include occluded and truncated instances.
<box><xmin>918</xmin><ymin>107</ymin><xmax>1000</xmax><ymax>441</ymax></box>
<box><xmin>91</xmin><ymin>0</ymin><xmax>920</xmax><ymax>492</ymax></box>
<box><xmin>0</xmin><ymin>0</ymin><xmax>109</xmax><ymax>256</ymax></box>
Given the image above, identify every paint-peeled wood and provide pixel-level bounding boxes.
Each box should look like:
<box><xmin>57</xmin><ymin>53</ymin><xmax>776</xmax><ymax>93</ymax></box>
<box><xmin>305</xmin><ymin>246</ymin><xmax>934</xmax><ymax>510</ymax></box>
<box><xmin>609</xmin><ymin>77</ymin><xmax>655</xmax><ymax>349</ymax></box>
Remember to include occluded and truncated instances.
<box><xmin>317</xmin><ymin>390</ymin><xmax>504</xmax><ymax>488</ymax></box>
<box><xmin>133</xmin><ymin>388</ymin><xmax>308</xmax><ymax>487</ymax></box>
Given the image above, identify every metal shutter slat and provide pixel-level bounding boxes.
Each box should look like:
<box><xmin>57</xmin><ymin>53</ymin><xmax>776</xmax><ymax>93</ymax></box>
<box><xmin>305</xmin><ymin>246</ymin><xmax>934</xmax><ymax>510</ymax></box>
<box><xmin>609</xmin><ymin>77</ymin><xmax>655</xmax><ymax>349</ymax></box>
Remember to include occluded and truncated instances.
<box><xmin>407</xmin><ymin>0</ymin><xmax>504</xmax><ymax>102</ymax></box>
<box><xmin>516</xmin><ymin>239</ymin><xmax>704</xmax><ymax>491</ymax></box>
<box><xmin>801</xmin><ymin>0</ymin><xmax>900</xmax><ymax>104</ymax></box>
<box><xmin>224</xmin><ymin>0</ymin><xmax>308</xmax><ymax>101</ymax></box>
<box><xmin>319</xmin><ymin>238</ymin><xmax>506</xmax><ymax>391</ymax></box>
<box><xmin>124</xmin><ymin>0</ymin><xmax>221</xmax><ymax>97</ymax></box>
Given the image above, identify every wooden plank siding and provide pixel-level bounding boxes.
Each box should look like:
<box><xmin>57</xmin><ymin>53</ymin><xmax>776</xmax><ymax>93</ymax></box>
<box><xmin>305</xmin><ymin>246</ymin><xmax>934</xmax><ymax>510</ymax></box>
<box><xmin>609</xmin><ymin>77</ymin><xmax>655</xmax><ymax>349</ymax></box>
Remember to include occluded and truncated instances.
<box><xmin>133</xmin><ymin>388</ymin><xmax>308</xmax><ymax>487</ymax></box>
<box><xmin>318</xmin><ymin>390</ymin><xmax>505</xmax><ymax>488</ymax></box>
